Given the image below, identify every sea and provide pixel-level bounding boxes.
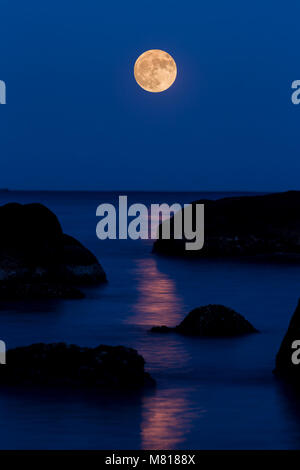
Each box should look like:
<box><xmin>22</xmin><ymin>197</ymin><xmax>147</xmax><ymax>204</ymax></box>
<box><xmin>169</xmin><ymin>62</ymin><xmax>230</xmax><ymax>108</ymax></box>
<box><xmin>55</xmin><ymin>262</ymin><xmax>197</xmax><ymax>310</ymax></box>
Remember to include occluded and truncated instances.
<box><xmin>0</xmin><ymin>190</ymin><xmax>299</xmax><ymax>450</ymax></box>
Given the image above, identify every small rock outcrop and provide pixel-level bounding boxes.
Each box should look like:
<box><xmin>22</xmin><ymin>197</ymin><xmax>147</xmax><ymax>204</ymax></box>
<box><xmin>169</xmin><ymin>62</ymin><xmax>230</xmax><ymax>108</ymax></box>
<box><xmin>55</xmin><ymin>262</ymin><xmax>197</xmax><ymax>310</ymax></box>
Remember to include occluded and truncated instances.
<box><xmin>275</xmin><ymin>300</ymin><xmax>300</xmax><ymax>381</ymax></box>
<box><xmin>151</xmin><ymin>304</ymin><xmax>258</xmax><ymax>337</ymax></box>
<box><xmin>0</xmin><ymin>203</ymin><xmax>106</xmax><ymax>300</ymax></box>
<box><xmin>153</xmin><ymin>191</ymin><xmax>300</xmax><ymax>259</ymax></box>
<box><xmin>0</xmin><ymin>343</ymin><xmax>155</xmax><ymax>389</ymax></box>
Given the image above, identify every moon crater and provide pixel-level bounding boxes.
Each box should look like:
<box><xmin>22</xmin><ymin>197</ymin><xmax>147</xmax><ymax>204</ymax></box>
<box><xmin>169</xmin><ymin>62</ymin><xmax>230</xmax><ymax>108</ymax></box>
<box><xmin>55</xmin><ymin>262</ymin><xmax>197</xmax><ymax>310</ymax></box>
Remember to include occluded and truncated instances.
<box><xmin>134</xmin><ymin>50</ymin><xmax>177</xmax><ymax>93</ymax></box>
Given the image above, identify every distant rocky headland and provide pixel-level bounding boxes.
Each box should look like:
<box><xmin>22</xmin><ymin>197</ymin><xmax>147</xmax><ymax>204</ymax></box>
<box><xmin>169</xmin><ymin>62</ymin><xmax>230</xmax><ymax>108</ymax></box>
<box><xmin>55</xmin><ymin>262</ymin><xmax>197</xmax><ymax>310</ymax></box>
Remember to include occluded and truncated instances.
<box><xmin>0</xmin><ymin>202</ymin><xmax>106</xmax><ymax>301</ymax></box>
<box><xmin>153</xmin><ymin>191</ymin><xmax>300</xmax><ymax>259</ymax></box>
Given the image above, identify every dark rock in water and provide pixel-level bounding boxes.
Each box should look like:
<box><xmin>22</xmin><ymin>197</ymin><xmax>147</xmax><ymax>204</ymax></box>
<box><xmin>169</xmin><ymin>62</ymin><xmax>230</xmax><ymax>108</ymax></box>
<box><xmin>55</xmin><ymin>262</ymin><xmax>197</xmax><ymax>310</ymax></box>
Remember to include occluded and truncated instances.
<box><xmin>176</xmin><ymin>305</ymin><xmax>257</xmax><ymax>336</ymax></box>
<box><xmin>0</xmin><ymin>203</ymin><xmax>107</xmax><ymax>300</ymax></box>
<box><xmin>153</xmin><ymin>191</ymin><xmax>300</xmax><ymax>259</ymax></box>
<box><xmin>151</xmin><ymin>304</ymin><xmax>257</xmax><ymax>337</ymax></box>
<box><xmin>275</xmin><ymin>300</ymin><xmax>300</xmax><ymax>381</ymax></box>
<box><xmin>150</xmin><ymin>325</ymin><xmax>173</xmax><ymax>333</ymax></box>
<box><xmin>0</xmin><ymin>343</ymin><xmax>155</xmax><ymax>389</ymax></box>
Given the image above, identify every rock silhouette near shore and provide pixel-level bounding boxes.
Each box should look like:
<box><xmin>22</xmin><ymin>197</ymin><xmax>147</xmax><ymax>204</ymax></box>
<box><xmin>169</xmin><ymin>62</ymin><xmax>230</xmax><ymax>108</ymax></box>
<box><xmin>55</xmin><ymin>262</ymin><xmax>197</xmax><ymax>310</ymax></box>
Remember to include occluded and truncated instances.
<box><xmin>153</xmin><ymin>191</ymin><xmax>300</xmax><ymax>259</ymax></box>
<box><xmin>151</xmin><ymin>304</ymin><xmax>258</xmax><ymax>337</ymax></box>
<box><xmin>0</xmin><ymin>343</ymin><xmax>154</xmax><ymax>389</ymax></box>
<box><xmin>0</xmin><ymin>202</ymin><xmax>106</xmax><ymax>300</ymax></box>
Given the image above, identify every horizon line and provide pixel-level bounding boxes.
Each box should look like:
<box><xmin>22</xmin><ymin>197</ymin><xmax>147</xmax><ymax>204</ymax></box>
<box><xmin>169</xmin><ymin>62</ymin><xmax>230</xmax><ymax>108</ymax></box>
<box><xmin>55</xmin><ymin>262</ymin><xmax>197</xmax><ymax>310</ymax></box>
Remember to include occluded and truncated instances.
<box><xmin>0</xmin><ymin>188</ymin><xmax>290</xmax><ymax>193</ymax></box>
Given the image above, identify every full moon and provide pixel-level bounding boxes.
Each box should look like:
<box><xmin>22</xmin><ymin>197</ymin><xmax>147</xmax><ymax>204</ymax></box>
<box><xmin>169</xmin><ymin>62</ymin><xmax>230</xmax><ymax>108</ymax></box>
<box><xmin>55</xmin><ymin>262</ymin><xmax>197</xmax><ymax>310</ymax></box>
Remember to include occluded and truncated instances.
<box><xmin>134</xmin><ymin>49</ymin><xmax>177</xmax><ymax>93</ymax></box>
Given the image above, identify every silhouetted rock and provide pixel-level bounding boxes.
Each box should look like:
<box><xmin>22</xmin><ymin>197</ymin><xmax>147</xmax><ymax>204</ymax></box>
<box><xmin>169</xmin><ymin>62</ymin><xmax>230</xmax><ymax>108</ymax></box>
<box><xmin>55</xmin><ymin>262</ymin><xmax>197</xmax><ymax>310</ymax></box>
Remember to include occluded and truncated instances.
<box><xmin>275</xmin><ymin>300</ymin><xmax>300</xmax><ymax>381</ymax></box>
<box><xmin>176</xmin><ymin>305</ymin><xmax>257</xmax><ymax>336</ymax></box>
<box><xmin>150</xmin><ymin>325</ymin><xmax>173</xmax><ymax>333</ymax></box>
<box><xmin>0</xmin><ymin>343</ymin><xmax>155</xmax><ymax>389</ymax></box>
<box><xmin>0</xmin><ymin>203</ymin><xmax>106</xmax><ymax>300</ymax></box>
<box><xmin>153</xmin><ymin>191</ymin><xmax>300</xmax><ymax>259</ymax></box>
<box><xmin>151</xmin><ymin>304</ymin><xmax>257</xmax><ymax>337</ymax></box>
<box><xmin>59</xmin><ymin>234</ymin><xmax>106</xmax><ymax>285</ymax></box>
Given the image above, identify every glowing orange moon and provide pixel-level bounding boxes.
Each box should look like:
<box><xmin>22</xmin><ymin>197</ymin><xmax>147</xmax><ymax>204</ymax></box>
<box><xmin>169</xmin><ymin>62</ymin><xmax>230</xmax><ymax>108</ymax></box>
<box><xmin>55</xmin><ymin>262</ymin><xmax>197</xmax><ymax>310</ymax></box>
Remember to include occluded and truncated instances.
<box><xmin>134</xmin><ymin>49</ymin><xmax>177</xmax><ymax>93</ymax></box>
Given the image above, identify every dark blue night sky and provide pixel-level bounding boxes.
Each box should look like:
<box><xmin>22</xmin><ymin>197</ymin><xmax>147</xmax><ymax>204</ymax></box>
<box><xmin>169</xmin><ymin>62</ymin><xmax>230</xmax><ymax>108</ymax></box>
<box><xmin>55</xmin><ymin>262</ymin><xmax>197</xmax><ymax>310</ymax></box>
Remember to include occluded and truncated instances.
<box><xmin>1</xmin><ymin>0</ymin><xmax>300</xmax><ymax>190</ymax></box>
